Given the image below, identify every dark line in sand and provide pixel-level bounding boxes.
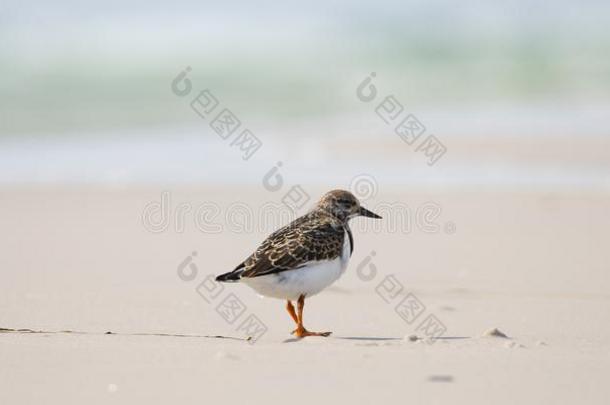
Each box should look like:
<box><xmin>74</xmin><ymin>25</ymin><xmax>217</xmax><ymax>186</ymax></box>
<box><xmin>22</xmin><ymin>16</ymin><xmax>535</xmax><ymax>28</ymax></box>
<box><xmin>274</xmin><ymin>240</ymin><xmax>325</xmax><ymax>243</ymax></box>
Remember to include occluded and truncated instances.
<box><xmin>0</xmin><ymin>327</ymin><xmax>248</xmax><ymax>341</ymax></box>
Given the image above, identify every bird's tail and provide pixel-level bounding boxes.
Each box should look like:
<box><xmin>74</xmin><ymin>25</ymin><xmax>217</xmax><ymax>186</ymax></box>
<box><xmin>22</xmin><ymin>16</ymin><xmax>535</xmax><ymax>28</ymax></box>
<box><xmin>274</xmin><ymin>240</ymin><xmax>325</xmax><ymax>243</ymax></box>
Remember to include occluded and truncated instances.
<box><xmin>215</xmin><ymin>268</ymin><xmax>244</xmax><ymax>283</ymax></box>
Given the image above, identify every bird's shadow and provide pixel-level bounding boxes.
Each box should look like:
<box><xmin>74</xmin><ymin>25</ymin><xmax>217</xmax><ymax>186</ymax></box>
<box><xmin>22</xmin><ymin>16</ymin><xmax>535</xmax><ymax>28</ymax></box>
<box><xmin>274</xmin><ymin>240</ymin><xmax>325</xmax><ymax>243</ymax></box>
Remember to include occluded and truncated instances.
<box><xmin>336</xmin><ymin>336</ymin><xmax>471</xmax><ymax>341</ymax></box>
<box><xmin>335</xmin><ymin>336</ymin><xmax>402</xmax><ymax>341</ymax></box>
<box><xmin>282</xmin><ymin>335</ymin><xmax>470</xmax><ymax>343</ymax></box>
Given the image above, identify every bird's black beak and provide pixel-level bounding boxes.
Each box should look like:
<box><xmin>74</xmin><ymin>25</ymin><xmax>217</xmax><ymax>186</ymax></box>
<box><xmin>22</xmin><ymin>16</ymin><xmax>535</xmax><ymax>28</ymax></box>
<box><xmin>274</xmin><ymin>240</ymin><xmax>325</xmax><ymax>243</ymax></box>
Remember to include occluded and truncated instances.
<box><xmin>359</xmin><ymin>206</ymin><xmax>382</xmax><ymax>219</ymax></box>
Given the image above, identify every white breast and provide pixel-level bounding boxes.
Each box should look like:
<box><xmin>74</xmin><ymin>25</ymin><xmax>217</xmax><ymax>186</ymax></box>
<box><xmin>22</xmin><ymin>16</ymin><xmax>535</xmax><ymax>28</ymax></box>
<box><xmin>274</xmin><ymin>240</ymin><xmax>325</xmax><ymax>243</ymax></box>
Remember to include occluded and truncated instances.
<box><xmin>339</xmin><ymin>228</ymin><xmax>352</xmax><ymax>271</ymax></box>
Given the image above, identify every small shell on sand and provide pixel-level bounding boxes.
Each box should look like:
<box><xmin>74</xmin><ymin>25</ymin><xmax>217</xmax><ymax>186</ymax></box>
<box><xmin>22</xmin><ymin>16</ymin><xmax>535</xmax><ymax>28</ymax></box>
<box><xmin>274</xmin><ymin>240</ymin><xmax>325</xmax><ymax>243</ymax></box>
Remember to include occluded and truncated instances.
<box><xmin>427</xmin><ymin>375</ymin><xmax>454</xmax><ymax>383</ymax></box>
<box><xmin>482</xmin><ymin>327</ymin><xmax>509</xmax><ymax>338</ymax></box>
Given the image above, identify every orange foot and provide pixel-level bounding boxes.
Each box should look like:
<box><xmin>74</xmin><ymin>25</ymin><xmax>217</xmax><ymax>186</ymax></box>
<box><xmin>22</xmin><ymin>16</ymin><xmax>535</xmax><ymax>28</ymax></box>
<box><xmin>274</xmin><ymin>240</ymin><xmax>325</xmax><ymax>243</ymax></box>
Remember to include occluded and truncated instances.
<box><xmin>291</xmin><ymin>327</ymin><xmax>332</xmax><ymax>338</ymax></box>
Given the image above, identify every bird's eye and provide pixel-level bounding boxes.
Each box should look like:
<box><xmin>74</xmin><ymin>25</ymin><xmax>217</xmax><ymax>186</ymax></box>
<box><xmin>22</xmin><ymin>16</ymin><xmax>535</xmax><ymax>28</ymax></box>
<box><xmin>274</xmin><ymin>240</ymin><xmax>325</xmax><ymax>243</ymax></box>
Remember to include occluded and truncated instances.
<box><xmin>337</xmin><ymin>199</ymin><xmax>351</xmax><ymax>204</ymax></box>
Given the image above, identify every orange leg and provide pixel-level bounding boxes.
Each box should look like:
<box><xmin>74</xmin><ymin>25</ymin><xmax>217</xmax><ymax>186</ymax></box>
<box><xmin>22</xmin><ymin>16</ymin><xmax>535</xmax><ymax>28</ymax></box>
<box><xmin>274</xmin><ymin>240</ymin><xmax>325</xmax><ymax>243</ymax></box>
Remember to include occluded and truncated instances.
<box><xmin>291</xmin><ymin>294</ymin><xmax>332</xmax><ymax>338</ymax></box>
<box><xmin>286</xmin><ymin>300</ymin><xmax>299</xmax><ymax>324</ymax></box>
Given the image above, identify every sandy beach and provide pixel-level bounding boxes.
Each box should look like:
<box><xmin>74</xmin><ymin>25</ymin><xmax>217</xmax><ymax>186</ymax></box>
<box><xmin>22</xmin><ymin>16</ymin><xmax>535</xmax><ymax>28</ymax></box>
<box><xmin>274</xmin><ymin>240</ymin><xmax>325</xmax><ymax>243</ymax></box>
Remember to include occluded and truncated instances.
<box><xmin>3</xmin><ymin>1</ymin><xmax>610</xmax><ymax>403</ymax></box>
<box><xmin>1</xmin><ymin>186</ymin><xmax>609</xmax><ymax>404</ymax></box>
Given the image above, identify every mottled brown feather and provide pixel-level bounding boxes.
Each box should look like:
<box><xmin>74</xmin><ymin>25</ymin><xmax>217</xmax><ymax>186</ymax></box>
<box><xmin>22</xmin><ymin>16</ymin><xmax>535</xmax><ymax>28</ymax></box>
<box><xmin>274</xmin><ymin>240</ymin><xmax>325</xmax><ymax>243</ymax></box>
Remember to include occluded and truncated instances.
<box><xmin>239</xmin><ymin>210</ymin><xmax>349</xmax><ymax>278</ymax></box>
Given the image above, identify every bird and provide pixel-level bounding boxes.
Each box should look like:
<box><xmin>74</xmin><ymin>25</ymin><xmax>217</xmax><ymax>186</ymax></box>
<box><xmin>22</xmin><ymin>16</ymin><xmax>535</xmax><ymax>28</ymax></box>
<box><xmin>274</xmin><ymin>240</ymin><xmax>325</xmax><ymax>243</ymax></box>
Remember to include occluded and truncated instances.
<box><xmin>215</xmin><ymin>189</ymin><xmax>382</xmax><ymax>338</ymax></box>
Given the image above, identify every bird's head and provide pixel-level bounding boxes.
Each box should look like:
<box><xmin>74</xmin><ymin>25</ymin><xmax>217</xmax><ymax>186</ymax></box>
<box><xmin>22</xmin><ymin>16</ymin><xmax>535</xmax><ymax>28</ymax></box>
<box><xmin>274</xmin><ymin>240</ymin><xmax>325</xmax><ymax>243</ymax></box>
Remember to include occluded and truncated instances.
<box><xmin>317</xmin><ymin>189</ymin><xmax>382</xmax><ymax>222</ymax></box>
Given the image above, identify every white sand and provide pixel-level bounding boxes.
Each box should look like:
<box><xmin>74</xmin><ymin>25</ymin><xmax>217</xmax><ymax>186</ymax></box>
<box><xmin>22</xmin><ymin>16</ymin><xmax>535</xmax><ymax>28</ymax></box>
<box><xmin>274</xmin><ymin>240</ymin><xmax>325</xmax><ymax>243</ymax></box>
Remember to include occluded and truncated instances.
<box><xmin>1</xmin><ymin>187</ymin><xmax>609</xmax><ymax>404</ymax></box>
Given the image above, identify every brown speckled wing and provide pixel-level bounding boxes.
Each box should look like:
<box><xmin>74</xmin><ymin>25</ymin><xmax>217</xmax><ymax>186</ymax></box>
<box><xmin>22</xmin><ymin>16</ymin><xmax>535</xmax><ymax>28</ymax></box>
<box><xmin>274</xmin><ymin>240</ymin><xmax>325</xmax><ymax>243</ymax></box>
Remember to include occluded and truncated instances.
<box><xmin>240</xmin><ymin>213</ymin><xmax>346</xmax><ymax>278</ymax></box>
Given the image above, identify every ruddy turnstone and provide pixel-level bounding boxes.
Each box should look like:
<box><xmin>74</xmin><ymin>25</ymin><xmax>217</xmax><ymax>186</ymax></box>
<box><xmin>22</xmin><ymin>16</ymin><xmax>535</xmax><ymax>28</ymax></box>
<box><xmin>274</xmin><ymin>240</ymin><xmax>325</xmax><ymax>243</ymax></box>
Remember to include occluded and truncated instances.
<box><xmin>216</xmin><ymin>189</ymin><xmax>381</xmax><ymax>338</ymax></box>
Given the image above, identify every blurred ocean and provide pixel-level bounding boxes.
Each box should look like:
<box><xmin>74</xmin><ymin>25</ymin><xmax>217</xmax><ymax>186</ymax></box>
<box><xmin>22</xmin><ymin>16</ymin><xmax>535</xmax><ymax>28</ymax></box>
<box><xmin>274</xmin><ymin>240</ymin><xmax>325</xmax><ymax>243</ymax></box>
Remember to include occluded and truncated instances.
<box><xmin>1</xmin><ymin>0</ymin><xmax>609</xmax><ymax>189</ymax></box>
<box><xmin>1</xmin><ymin>119</ymin><xmax>608</xmax><ymax>190</ymax></box>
